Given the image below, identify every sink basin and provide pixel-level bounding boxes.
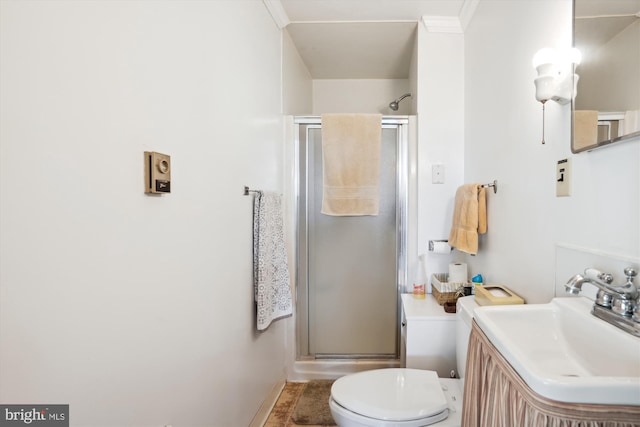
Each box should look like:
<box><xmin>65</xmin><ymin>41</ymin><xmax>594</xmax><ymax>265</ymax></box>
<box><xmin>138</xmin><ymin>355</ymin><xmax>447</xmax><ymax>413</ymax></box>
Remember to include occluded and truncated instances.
<box><xmin>473</xmin><ymin>297</ymin><xmax>640</xmax><ymax>405</ymax></box>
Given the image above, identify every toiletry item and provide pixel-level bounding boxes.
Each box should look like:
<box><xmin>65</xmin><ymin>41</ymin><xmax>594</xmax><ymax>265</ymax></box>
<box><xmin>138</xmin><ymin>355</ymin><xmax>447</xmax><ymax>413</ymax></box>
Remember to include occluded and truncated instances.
<box><xmin>471</xmin><ymin>274</ymin><xmax>483</xmax><ymax>295</ymax></box>
<box><xmin>413</xmin><ymin>284</ymin><xmax>425</xmax><ymax>299</ymax></box>
<box><xmin>448</xmin><ymin>263</ymin><xmax>468</xmax><ymax>284</ymax></box>
<box><xmin>429</xmin><ymin>240</ymin><xmax>452</xmax><ymax>254</ymax></box>
<box><xmin>443</xmin><ymin>301</ymin><xmax>456</xmax><ymax>313</ymax></box>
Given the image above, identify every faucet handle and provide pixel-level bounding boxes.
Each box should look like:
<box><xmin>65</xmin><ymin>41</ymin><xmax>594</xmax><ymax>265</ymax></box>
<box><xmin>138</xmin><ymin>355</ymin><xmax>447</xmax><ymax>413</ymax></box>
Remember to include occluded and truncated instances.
<box><xmin>585</xmin><ymin>268</ymin><xmax>613</xmax><ymax>284</ymax></box>
<box><xmin>624</xmin><ymin>267</ymin><xmax>637</xmax><ymax>283</ymax></box>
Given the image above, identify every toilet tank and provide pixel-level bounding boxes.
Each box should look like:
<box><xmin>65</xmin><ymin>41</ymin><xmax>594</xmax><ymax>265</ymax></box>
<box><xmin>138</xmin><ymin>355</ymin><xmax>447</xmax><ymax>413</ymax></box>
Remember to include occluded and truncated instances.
<box><xmin>401</xmin><ymin>294</ymin><xmax>457</xmax><ymax>377</ymax></box>
<box><xmin>456</xmin><ymin>296</ymin><xmax>478</xmax><ymax>380</ymax></box>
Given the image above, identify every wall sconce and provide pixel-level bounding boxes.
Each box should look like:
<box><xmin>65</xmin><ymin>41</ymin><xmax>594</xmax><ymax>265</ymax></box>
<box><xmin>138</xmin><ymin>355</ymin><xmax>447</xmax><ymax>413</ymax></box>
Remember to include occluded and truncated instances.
<box><xmin>533</xmin><ymin>47</ymin><xmax>581</xmax><ymax>144</ymax></box>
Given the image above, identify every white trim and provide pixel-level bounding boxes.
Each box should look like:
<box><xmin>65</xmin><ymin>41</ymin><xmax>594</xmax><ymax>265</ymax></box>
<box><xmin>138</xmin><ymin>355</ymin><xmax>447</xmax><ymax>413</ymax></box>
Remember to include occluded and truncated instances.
<box><xmin>421</xmin><ymin>16</ymin><xmax>463</xmax><ymax>34</ymax></box>
<box><xmin>293</xmin><ymin>115</ymin><xmax>410</xmax><ymax>125</ymax></box>
<box><xmin>263</xmin><ymin>0</ymin><xmax>290</xmax><ymax>29</ymax></box>
<box><xmin>286</xmin><ymin>19</ymin><xmax>418</xmax><ymax>25</ymax></box>
<box><xmin>248</xmin><ymin>380</ymin><xmax>286</xmax><ymax>427</ymax></box>
<box><xmin>459</xmin><ymin>0</ymin><xmax>480</xmax><ymax>32</ymax></box>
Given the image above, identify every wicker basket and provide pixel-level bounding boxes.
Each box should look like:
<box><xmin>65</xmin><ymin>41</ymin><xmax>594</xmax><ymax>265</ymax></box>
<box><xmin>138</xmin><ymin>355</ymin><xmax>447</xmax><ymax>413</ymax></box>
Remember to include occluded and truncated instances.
<box><xmin>431</xmin><ymin>273</ymin><xmax>464</xmax><ymax>305</ymax></box>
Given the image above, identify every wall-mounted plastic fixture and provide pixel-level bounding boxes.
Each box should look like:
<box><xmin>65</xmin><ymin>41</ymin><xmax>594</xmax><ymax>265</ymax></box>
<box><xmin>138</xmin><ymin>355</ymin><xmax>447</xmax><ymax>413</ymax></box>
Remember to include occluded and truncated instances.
<box><xmin>144</xmin><ymin>151</ymin><xmax>171</xmax><ymax>194</ymax></box>
<box><xmin>556</xmin><ymin>158</ymin><xmax>571</xmax><ymax>197</ymax></box>
<box><xmin>432</xmin><ymin>164</ymin><xmax>445</xmax><ymax>184</ymax></box>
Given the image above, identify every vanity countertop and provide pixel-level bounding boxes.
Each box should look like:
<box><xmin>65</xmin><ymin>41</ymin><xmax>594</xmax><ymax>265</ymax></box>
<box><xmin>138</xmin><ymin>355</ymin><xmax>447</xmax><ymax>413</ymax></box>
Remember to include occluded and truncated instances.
<box><xmin>401</xmin><ymin>293</ymin><xmax>455</xmax><ymax>321</ymax></box>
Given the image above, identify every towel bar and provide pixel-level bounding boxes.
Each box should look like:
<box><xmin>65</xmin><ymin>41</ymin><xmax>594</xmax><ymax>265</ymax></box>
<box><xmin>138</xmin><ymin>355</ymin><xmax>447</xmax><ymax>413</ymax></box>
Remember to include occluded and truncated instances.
<box><xmin>247</xmin><ymin>183</ymin><xmax>496</xmax><ymax>196</ymax></box>
<box><xmin>482</xmin><ymin>180</ymin><xmax>498</xmax><ymax>194</ymax></box>
<box><xmin>243</xmin><ymin>186</ymin><xmax>260</xmax><ymax>196</ymax></box>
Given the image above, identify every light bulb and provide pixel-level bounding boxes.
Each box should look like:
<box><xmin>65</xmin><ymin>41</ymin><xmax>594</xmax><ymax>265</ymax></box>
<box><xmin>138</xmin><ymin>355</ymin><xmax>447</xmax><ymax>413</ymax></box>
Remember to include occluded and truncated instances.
<box><xmin>532</xmin><ymin>48</ymin><xmax>557</xmax><ymax>69</ymax></box>
<box><xmin>568</xmin><ymin>47</ymin><xmax>582</xmax><ymax>65</ymax></box>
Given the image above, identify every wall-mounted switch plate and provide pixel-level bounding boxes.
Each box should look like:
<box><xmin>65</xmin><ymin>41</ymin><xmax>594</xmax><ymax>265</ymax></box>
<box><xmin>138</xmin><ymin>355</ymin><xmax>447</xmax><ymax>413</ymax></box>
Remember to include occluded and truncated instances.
<box><xmin>432</xmin><ymin>164</ymin><xmax>445</xmax><ymax>184</ymax></box>
<box><xmin>556</xmin><ymin>158</ymin><xmax>571</xmax><ymax>197</ymax></box>
<box><xmin>144</xmin><ymin>151</ymin><xmax>171</xmax><ymax>194</ymax></box>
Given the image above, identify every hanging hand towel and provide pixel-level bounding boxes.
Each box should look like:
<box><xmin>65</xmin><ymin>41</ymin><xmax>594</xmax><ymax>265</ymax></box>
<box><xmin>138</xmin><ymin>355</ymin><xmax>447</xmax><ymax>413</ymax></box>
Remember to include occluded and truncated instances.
<box><xmin>448</xmin><ymin>184</ymin><xmax>487</xmax><ymax>255</ymax></box>
<box><xmin>321</xmin><ymin>114</ymin><xmax>382</xmax><ymax>216</ymax></box>
<box><xmin>573</xmin><ymin>110</ymin><xmax>598</xmax><ymax>151</ymax></box>
<box><xmin>253</xmin><ymin>191</ymin><xmax>292</xmax><ymax>331</ymax></box>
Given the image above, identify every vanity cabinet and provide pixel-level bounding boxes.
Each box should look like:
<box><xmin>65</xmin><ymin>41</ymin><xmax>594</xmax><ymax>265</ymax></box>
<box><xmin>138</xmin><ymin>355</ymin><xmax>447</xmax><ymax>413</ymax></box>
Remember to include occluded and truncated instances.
<box><xmin>462</xmin><ymin>322</ymin><xmax>640</xmax><ymax>426</ymax></box>
<box><xmin>400</xmin><ymin>294</ymin><xmax>456</xmax><ymax>378</ymax></box>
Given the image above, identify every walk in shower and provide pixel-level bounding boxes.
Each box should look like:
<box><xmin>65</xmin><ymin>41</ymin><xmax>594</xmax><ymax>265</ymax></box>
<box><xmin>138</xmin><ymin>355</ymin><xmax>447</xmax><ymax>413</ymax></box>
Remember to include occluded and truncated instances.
<box><xmin>293</xmin><ymin>116</ymin><xmax>410</xmax><ymax>375</ymax></box>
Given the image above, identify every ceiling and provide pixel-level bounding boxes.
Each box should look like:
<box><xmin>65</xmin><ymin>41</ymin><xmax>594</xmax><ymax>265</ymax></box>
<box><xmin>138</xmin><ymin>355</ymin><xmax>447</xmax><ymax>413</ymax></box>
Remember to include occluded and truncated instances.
<box><xmin>279</xmin><ymin>0</ymin><xmax>465</xmax><ymax>22</ymax></box>
<box><xmin>275</xmin><ymin>0</ymin><xmax>640</xmax><ymax>79</ymax></box>
<box><xmin>286</xmin><ymin>21</ymin><xmax>419</xmax><ymax>79</ymax></box>
<box><xmin>574</xmin><ymin>0</ymin><xmax>640</xmax><ymax>59</ymax></box>
<box><xmin>275</xmin><ymin>0</ymin><xmax>468</xmax><ymax>79</ymax></box>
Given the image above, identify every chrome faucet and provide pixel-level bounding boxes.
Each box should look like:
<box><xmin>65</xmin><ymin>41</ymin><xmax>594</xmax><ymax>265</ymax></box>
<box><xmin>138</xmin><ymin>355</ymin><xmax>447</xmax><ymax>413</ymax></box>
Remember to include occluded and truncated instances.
<box><xmin>566</xmin><ymin>267</ymin><xmax>639</xmax><ymax>337</ymax></box>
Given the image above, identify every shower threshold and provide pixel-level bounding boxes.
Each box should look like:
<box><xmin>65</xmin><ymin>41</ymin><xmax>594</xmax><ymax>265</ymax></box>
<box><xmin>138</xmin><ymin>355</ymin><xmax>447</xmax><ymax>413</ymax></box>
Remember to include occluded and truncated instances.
<box><xmin>290</xmin><ymin>358</ymin><xmax>400</xmax><ymax>381</ymax></box>
<box><xmin>313</xmin><ymin>353</ymin><xmax>397</xmax><ymax>360</ymax></box>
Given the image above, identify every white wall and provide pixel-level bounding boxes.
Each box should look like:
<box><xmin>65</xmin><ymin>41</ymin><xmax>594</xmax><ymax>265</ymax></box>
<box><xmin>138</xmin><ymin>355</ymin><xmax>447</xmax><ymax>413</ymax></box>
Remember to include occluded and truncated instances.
<box><xmin>463</xmin><ymin>0</ymin><xmax>639</xmax><ymax>303</ymax></box>
<box><xmin>283</xmin><ymin>29</ymin><xmax>313</xmax><ymax>115</ymax></box>
<box><xmin>415</xmin><ymin>24</ymin><xmax>466</xmax><ymax>289</ymax></box>
<box><xmin>281</xmin><ymin>24</ymin><xmax>313</xmax><ymax>382</ymax></box>
<box><xmin>312</xmin><ymin>79</ymin><xmax>412</xmax><ymax>115</ymax></box>
<box><xmin>0</xmin><ymin>1</ymin><xmax>289</xmax><ymax>426</ymax></box>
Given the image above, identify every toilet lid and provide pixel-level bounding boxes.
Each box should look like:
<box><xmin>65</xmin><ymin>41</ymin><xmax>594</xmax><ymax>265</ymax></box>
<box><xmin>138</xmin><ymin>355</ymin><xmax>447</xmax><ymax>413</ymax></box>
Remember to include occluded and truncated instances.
<box><xmin>331</xmin><ymin>368</ymin><xmax>448</xmax><ymax>422</ymax></box>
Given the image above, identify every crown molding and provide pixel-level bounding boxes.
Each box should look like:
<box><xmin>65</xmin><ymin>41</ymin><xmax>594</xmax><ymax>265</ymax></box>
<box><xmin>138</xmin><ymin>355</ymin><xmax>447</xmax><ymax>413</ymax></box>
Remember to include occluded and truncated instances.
<box><xmin>422</xmin><ymin>0</ymin><xmax>479</xmax><ymax>34</ymax></box>
<box><xmin>459</xmin><ymin>0</ymin><xmax>480</xmax><ymax>32</ymax></box>
<box><xmin>263</xmin><ymin>0</ymin><xmax>290</xmax><ymax>29</ymax></box>
<box><xmin>421</xmin><ymin>16</ymin><xmax>463</xmax><ymax>34</ymax></box>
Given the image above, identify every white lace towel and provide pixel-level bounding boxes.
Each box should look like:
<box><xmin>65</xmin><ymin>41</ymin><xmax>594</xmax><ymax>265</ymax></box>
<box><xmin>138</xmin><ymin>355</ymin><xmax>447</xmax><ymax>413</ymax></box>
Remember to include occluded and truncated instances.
<box><xmin>253</xmin><ymin>191</ymin><xmax>292</xmax><ymax>331</ymax></box>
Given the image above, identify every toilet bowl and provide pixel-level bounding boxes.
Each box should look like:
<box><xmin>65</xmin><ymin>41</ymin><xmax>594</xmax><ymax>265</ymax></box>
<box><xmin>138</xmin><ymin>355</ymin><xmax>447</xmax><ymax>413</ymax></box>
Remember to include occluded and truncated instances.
<box><xmin>329</xmin><ymin>296</ymin><xmax>478</xmax><ymax>427</ymax></box>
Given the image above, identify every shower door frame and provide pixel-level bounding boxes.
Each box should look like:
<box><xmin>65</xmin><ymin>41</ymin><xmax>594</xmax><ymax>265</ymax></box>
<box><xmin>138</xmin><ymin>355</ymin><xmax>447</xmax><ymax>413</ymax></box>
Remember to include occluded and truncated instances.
<box><xmin>293</xmin><ymin>116</ymin><xmax>409</xmax><ymax>360</ymax></box>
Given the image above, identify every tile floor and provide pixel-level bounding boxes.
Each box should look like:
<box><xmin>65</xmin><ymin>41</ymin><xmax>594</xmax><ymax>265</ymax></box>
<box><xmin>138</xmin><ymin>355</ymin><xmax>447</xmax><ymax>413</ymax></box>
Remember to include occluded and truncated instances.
<box><xmin>263</xmin><ymin>381</ymin><xmax>337</xmax><ymax>427</ymax></box>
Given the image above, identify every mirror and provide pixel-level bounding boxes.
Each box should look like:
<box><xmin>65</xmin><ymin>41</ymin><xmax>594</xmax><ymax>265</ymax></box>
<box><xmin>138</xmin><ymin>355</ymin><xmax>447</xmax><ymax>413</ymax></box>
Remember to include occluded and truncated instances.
<box><xmin>572</xmin><ymin>0</ymin><xmax>640</xmax><ymax>153</ymax></box>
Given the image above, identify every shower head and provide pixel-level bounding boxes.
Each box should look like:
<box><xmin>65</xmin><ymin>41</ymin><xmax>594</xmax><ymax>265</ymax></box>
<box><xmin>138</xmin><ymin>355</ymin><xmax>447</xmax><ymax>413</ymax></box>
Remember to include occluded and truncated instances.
<box><xmin>389</xmin><ymin>93</ymin><xmax>412</xmax><ymax>111</ymax></box>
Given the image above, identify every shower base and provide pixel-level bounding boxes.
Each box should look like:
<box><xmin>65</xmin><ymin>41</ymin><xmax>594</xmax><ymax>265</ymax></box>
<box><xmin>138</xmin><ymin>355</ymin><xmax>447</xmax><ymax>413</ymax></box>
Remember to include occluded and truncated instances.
<box><xmin>290</xmin><ymin>358</ymin><xmax>400</xmax><ymax>381</ymax></box>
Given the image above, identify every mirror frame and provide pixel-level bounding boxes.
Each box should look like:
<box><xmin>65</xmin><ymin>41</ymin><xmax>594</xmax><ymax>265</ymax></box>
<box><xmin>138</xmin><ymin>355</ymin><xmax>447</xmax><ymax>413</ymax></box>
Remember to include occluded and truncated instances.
<box><xmin>571</xmin><ymin>0</ymin><xmax>640</xmax><ymax>153</ymax></box>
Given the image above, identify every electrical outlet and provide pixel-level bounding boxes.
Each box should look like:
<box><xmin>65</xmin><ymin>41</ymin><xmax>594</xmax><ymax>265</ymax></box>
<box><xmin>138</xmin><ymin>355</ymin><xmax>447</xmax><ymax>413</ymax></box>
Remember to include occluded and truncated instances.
<box><xmin>556</xmin><ymin>158</ymin><xmax>571</xmax><ymax>197</ymax></box>
<box><xmin>432</xmin><ymin>164</ymin><xmax>445</xmax><ymax>184</ymax></box>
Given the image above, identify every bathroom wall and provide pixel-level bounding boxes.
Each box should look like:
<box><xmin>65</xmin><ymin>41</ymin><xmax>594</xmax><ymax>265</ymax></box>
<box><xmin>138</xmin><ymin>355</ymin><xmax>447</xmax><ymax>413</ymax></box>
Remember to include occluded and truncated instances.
<box><xmin>0</xmin><ymin>1</ymin><xmax>289</xmax><ymax>426</ymax></box>
<box><xmin>415</xmin><ymin>24</ymin><xmax>466</xmax><ymax>289</ymax></box>
<box><xmin>283</xmin><ymin>29</ymin><xmax>314</xmax><ymax>115</ymax></box>
<box><xmin>463</xmin><ymin>0</ymin><xmax>639</xmax><ymax>303</ymax></box>
<box><xmin>312</xmin><ymin>79</ymin><xmax>412</xmax><ymax>115</ymax></box>
<box><xmin>281</xmin><ymin>24</ymin><xmax>314</xmax><ymax>384</ymax></box>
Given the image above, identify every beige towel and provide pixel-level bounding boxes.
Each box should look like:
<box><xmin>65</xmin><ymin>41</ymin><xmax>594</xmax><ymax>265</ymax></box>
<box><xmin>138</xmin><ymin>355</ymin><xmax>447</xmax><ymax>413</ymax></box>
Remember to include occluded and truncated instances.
<box><xmin>573</xmin><ymin>110</ymin><xmax>598</xmax><ymax>150</ymax></box>
<box><xmin>321</xmin><ymin>114</ymin><xmax>382</xmax><ymax>216</ymax></box>
<box><xmin>448</xmin><ymin>184</ymin><xmax>487</xmax><ymax>255</ymax></box>
<box><xmin>624</xmin><ymin>110</ymin><xmax>640</xmax><ymax>135</ymax></box>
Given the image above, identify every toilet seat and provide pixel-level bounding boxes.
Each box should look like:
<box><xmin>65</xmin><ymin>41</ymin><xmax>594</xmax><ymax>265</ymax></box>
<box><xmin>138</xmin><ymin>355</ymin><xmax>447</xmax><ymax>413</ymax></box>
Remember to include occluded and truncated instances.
<box><xmin>330</xmin><ymin>368</ymin><xmax>449</xmax><ymax>426</ymax></box>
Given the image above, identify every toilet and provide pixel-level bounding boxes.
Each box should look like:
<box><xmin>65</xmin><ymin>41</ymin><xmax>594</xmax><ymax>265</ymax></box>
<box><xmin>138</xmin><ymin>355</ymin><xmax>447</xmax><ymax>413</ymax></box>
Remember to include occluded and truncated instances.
<box><xmin>329</xmin><ymin>296</ymin><xmax>478</xmax><ymax>427</ymax></box>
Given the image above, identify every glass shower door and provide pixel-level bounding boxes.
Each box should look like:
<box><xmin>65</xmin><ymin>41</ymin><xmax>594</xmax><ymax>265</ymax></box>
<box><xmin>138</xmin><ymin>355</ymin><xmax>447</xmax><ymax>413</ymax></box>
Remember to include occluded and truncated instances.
<box><xmin>297</xmin><ymin>120</ymin><xmax>405</xmax><ymax>358</ymax></box>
